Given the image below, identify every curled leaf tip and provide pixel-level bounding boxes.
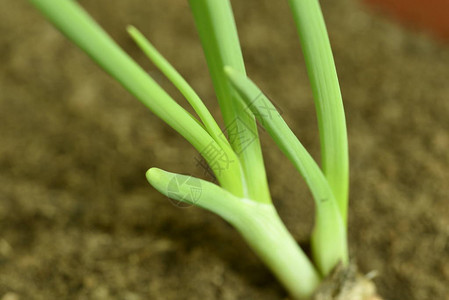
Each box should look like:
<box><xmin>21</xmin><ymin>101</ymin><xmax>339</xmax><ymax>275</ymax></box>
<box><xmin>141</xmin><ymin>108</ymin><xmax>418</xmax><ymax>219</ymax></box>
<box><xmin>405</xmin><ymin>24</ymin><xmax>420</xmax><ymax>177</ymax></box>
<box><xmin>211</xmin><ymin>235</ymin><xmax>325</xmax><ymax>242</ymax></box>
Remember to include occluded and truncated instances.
<box><xmin>126</xmin><ymin>25</ymin><xmax>136</xmax><ymax>33</ymax></box>
<box><xmin>145</xmin><ymin>167</ymin><xmax>163</xmax><ymax>184</ymax></box>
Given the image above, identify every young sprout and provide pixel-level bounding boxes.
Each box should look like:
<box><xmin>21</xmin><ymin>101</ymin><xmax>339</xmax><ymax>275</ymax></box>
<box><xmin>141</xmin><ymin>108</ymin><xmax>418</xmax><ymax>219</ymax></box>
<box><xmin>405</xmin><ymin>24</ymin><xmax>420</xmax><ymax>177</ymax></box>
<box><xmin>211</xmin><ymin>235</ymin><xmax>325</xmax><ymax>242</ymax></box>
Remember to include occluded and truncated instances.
<box><xmin>28</xmin><ymin>0</ymin><xmax>350</xmax><ymax>298</ymax></box>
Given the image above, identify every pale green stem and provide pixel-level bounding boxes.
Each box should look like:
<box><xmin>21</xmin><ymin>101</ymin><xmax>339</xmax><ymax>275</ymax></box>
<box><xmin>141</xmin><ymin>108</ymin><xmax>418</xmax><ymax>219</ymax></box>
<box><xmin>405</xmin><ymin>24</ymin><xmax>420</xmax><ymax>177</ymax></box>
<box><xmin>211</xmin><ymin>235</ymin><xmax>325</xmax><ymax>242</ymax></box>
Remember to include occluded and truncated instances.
<box><xmin>288</xmin><ymin>0</ymin><xmax>349</xmax><ymax>223</ymax></box>
<box><xmin>226</xmin><ymin>67</ymin><xmax>347</xmax><ymax>276</ymax></box>
<box><xmin>147</xmin><ymin>168</ymin><xmax>321</xmax><ymax>299</ymax></box>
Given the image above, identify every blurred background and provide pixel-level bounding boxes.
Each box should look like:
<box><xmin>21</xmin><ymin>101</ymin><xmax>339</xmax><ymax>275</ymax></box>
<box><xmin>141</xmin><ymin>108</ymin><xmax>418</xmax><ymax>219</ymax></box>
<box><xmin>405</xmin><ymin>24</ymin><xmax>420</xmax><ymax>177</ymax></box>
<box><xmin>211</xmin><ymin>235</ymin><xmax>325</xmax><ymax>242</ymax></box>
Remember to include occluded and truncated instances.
<box><xmin>0</xmin><ymin>0</ymin><xmax>448</xmax><ymax>299</ymax></box>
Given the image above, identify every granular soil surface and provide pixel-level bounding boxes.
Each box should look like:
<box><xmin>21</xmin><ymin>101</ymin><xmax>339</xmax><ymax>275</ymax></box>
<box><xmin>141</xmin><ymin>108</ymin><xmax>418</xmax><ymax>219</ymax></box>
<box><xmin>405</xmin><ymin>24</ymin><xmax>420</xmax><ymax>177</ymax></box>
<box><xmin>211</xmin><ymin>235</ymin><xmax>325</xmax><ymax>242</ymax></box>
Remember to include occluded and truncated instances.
<box><xmin>0</xmin><ymin>0</ymin><xmax>448</xmax><ymax>299</ymax></box>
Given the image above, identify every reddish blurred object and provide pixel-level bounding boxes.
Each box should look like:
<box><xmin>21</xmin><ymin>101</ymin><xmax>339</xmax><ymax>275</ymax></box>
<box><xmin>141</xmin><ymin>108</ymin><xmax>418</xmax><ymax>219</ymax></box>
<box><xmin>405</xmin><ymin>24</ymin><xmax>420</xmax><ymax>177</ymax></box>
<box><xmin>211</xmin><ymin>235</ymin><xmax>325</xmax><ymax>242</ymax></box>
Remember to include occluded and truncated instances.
<box><xmin>364</xmin><ymin>0</ymin><xmax>449</xmax><ymax>40</ymax></box>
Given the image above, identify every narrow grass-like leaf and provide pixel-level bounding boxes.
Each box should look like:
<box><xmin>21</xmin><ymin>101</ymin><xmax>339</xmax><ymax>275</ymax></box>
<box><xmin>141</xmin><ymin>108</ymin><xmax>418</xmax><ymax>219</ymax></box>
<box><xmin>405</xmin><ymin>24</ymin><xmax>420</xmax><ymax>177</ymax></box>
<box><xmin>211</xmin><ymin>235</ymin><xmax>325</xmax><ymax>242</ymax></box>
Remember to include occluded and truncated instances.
<box><xmin>126</xmin><ymin>26</ymin><xmax>232</xmax><ymax>152</ymax></box>
<box><xmin>225</xmin><ymin>67</ymin><xmax>347</xmax><ymax>276</ymax></box>
<box><xmin>126</xmin><ymin>26</ymin><xmax>245</xmax><ymax>191</ymax></box>
<box><xmin>147</xmin><ymin>167</ymin><xmax>321</xmax><ymax>299</ymax></box>
<box><xmin>28</xmin><ymin>0</ymin><xmax>245</xmax><ymax>196</ymax></box>
<box><xmin>189</xmin><ymin>0</ymin><xmax>271</xmax><ymax>203</ymax></box>
<box><xmin>288</xmin><ymin>0</ymin><xmax>349</xmax><ymax>223</ymax></box>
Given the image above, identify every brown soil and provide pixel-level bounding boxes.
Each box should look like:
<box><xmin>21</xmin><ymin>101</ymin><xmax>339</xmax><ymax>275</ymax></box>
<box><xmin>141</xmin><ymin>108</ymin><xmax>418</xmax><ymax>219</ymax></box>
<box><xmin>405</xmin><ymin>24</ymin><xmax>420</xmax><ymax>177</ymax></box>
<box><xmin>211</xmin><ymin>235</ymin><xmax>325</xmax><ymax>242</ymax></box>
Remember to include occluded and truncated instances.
<box><xmin>1</xmin><ymin>0</ymin><xmax>448</xmax><ymax>299</ymax></box>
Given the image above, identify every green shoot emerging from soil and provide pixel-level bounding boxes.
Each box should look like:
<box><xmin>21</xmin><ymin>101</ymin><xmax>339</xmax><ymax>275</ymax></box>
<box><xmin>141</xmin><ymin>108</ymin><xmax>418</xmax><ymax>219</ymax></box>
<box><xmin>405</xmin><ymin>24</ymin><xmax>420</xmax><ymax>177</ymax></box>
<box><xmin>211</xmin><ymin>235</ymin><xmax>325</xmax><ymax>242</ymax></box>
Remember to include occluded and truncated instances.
<box><xmin>28</xmin><ymin>0</ymin><xmax>349</xmax><ymax>298</ymax></box>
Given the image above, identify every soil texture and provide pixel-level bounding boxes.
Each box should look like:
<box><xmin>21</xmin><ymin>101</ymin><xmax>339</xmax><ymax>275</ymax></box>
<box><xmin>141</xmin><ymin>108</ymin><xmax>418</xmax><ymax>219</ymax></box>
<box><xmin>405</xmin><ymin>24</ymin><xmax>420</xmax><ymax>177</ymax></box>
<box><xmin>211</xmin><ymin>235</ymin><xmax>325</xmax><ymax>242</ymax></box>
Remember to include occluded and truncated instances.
<box><xmin>1</xmin><ymin>0</ymin><xmax>448</xmax><ymax>299</ymax></box>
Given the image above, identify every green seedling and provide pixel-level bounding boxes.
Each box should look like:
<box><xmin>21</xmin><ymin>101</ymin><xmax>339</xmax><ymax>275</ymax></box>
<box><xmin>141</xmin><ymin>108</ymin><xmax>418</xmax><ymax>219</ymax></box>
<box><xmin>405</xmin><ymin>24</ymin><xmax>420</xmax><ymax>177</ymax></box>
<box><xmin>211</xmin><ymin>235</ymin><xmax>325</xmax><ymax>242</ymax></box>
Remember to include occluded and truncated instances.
<box><xmin>28</xmin><ymin>0</ymin><xmax>349</xmax><ymax>298</ymax></box>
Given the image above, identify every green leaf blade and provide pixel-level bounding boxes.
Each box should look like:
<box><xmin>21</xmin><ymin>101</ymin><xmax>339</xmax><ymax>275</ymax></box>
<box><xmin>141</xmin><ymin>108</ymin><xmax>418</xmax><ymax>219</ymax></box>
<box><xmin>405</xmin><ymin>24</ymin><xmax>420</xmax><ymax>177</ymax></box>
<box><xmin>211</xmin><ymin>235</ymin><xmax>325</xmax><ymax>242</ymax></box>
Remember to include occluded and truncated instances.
<box><xmin>288</xmin><ymin>0</ymin><xmax>349</xmax><ymax>224</ymax></box>
<box><xmin>27</xmin><ymin>0</ymin><xmax>246</xmax><ymax>197</ymax></box>
<box><xmin>225</xmin><ymin>67</ymin><xmax>348</xmax><ymax>276</ymax></box>
<box><xmin>189</xmin><ymin>0</ymin><xmax>271</xmax><ymax>204</ymax></box>
<box><xmin>126</xmin><ymin>26</ymin><xmax>230</xmax><ymax>151</ymax></box>
<box><xmin>28</xmin><ymin>0</ymin><xmax>202</xmax><ymax>148</ymax></box>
